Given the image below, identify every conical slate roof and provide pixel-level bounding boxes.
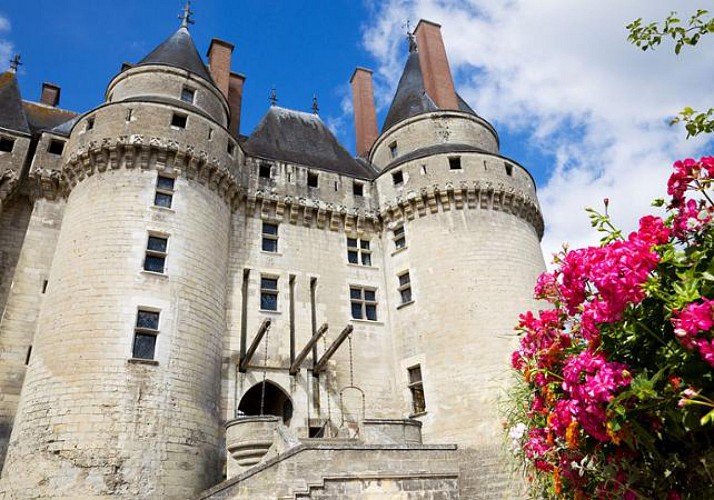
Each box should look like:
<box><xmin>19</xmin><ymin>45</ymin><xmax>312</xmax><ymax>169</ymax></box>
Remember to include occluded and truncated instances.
<box><xmin>0</xmin><ymin>71</ymin><xmax>30</xmax><ymax>134</ymax></box>
<box><xmin>137</xmin><ymin>27</ymin><xmax>214</xmax><ymax>83</ymax></box>
<box><xmin>381</xmin><ymin>51</ymin><xmax>437</xmax><ymax>133</ymax></box>
<box><xmin>244</xmin><ymin>106</ymin><xmax>375</xmax><ymax>179</ymax></box>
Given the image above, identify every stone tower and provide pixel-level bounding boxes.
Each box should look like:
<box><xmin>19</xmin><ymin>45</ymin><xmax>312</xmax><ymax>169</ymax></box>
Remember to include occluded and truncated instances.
<box><xmin>0</xmin><ymin>22</ymin><xmax>240</xmax><ymax>498</ymax></box>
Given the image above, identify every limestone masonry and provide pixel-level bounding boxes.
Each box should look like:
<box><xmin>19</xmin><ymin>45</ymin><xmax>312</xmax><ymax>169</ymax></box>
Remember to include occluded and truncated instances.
<box><xmin>0</xmin><ymin>11</ymin><xmax>545</xmax><ymax>500</ymax></box>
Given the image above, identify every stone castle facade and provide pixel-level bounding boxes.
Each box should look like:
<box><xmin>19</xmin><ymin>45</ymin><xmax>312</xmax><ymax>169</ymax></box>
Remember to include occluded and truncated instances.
<box><xmin>0</xmin><ymin>13</ymin><xmax>545</xmax><ymax>500</ymax></box>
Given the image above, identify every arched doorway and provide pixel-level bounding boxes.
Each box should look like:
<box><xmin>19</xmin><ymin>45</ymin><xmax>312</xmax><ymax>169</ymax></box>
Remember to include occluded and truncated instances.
<box><xmin>238</xmin><ymin>381</ymin><xmax>293</xmax><ymax>425</ymax></box>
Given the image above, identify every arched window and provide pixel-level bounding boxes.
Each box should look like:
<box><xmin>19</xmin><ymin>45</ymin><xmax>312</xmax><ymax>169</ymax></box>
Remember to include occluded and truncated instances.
<box><xmin>238</xmin><ymin>381</ymin><xmax>293</xmax><ymax>425</ymax></box>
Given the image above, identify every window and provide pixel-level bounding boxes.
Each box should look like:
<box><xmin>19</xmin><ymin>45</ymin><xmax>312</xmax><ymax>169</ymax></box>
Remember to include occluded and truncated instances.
<box><xmin>181</xmin><ymin>87</ymin><xmax>196</xmax><ymax>104</ymax></box>
<box><xmin>47</xmin><ymin>139</ymin><xmax>65</xmax><ymax>155</ymax></box>
<box><xmin>393</xmin><ymin>224</ymin><xmax>406</xmax><ymax>250</ymax></box>
<box><xmin>171</xmin><ymin>113</ymin><xmax>187</xmax><ymax>129</ymax></box>
<box><xmin>260</xmin><ymin>276</ymin><xmax>278</xmax><ymax>311</ymax></box>
<box><xmin>208</xmin><ymin>128</ymin><xmax>213</xmax><ymax>140</ymax></box>
<box><xmin>227</xmin><ymin>142</ymin><xmax>235</xmax><ymax>156</ymax></box>
<box><xmin>505</xmin><ymin>162</ymin><xmax>514</xmax><ymax>176</ymax></box>
<box><xmin>261</xmin><ymin>222</ymin><xmax>279</xmax><ymax>252</ymax></box>
<box><xmin>408</xmin><ymin>365</ymin><xmax>426</xmax><ymax>414</ymax></box>
<box><xmin>0</xmin><ymin>137</ymin><xmax>15</xmax><ymax>152</ymax></box>
<box><xmin>347</xmin><ymin>238</ymin><xmax>371</xmax><ymax>266</ymax></box>
<box><xmin>350</xmin><ymin>286</ymin><xmax>377</xmax><ymax>321</ymax></box>
<box><xmin>353</xmin><ymin>181</ymin><xmax>364</xmax><ymax>197</ymax></box>
<box><xmin>259</xmin><ymin>163</ymin><xmax>272</xmax><ymax>179</ymax></box>
<box><xmin>389</xmin><ymin>141</ymin><xmax>398</xmax><ymax>159</ymax></box>
<box><xmin>154</xmin><ymin>174</ymin><xmax>175</xmax><ymax>208</ymax></box>
<box><xmin>86</xmin><ymin>117</ymin><xmax>95</xmax><ymax>131</ymax></box>
<box><xmin>392</xmin><ymin>170</ymin><xmax>404</xmax><ymax>186</ymax></box>
<box><xmin>126</xmin><ymin>108</ymin><xmax>133</xmax><ymax>122</ymax></box>
<box><xmin>307</xmin><ymin>172</ymin><xmax>319</xmax><ymax>188</ymax></box>
<box><xmin>133</xmin><ymin>309</ymin><xmax>160</xmax><ymax>360</ymax></box>
<box><xmin>449</xmin><ymin>156</ymin><xmax>462</xmax><ymax>170</ymax></box>
<box><xmin>397</xmin><ymin>271</ymin><xmax>412</xmax><ymax>304</ymax></box>
<box><xmin>144</xmin><ymin>235</ymin><xmax>168</xmax><ymax>273</ymax></box>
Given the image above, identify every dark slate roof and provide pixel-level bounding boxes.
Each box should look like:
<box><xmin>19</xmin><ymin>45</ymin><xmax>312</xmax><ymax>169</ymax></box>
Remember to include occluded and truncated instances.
<box><xmin>137</xmin><ymin>27</ymin><xmax>214</xmax><ymax>84</ymax></box>
<box><xmin>49</xmin><ymin>116</ymin><xmax>80</xmax><ymax>137</ymax></box>
<box><xmin>0</xmin><ymin>72</ymin><xmax>30</xmax><ymax>134</ymax></box>
<box><xmin>22</xmin><ymin>102</ymin><xmax>77</xmax><ymax>135</ymax></box>
<box><xmin>382</xmin><ymin>52</ymin><xmax>438</xmax><ymax>133</ymax></box>
<box><xmin>244</xmin><ymin>106</ymin><xmax>376</xmax><ymax>179</ymax></box>
<box><xmin>457</xmin><ymin>93</ymin><xmax>477</xmax><ymax>115</ymax></box>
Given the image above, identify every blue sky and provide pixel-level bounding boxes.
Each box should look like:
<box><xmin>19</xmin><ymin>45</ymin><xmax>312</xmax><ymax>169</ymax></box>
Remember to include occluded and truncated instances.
<box><xmin>1</xmin><ymin>1</ymin><xmax>712</xmax><ymax>259</ymax></box>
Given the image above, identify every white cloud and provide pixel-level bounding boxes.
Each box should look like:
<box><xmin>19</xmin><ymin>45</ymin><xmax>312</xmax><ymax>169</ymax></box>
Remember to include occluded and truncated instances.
<box><xmin>0</xmin><ymin>15</ymin><xmax>10</xmax><ymax>33</ymax></box>
<box><xmin>361</xmin><ymin>0</ymin><xmax>714</xmax><ymax>262</ymax></box>
<box><xmin>0</xmin><ymin>15</ymin><xmax>12</xmax><ymax>72</ymax></box>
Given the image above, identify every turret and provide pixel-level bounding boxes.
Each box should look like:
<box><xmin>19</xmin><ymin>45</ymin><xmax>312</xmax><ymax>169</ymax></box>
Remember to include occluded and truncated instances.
<box><xmin>0</xmin><ymin>10</ymin><xmax>240</xmax><ymax>498</ymax></box>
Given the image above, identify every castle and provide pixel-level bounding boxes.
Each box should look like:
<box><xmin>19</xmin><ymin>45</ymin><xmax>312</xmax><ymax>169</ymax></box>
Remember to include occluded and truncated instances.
<box><xmin>0</xmin><ymin>7</ymin><xmax>545</xmax><ymax>499</ymax></box>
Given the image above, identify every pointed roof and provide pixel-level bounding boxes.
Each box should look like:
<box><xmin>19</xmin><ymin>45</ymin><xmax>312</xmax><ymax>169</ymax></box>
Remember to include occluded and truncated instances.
<box><xmin>137</xmin><ymin>27</ymin><xmax>214</xmax><ymax>83</ymax></box>
<box><xmin>0</xmin><ymin>71</ymin><xmax>30</xmax><ymax>134</ymax></box>
<box><xmin>381</xmin><ymin>51</ymin><xmax>438</xmax><ymax>133</ymax></box>
<box><xmin>244</xmin><ymin>106</ymin><xmax>375</xmax><ymax>179</ymax></box>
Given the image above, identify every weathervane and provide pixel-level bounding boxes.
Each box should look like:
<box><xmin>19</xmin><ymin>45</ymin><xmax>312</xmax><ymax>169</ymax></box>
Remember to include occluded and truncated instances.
<box><xmin>9</xmin><ymin>54</ymin><xmax>22</xmax><ymax>73</ymax></box>
<box><xmin>269</xmin><ymin>87</ymin><xmax>278</xmax><ymax>107</ymax></box>
<box><xmin>311</xmin><ymin>94</ymin><xmax>319</xmax><ymax>115</ymax></box>
<box><xmin>179</xmin><ymin>0</ymin><xmax>194</xmax><ymax>29</ymax></box>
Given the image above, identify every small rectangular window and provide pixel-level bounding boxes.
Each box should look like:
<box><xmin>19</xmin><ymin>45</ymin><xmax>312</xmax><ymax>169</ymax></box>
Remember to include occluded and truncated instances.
<box><xmin>389</xmin><ymin>141</ymin><xmax>398</xmax><ymax>159</ymax></box>
<box><xmin>350</xmin><ymin>286</ymin><xmax>377</xmax><ymax>321</ymax></box>
<box><xmin>227</xmin><ymin>142</ymin><xmax>235</xmax><ymax>156</ymax></box>
<box><xmin>408</xmin><ymin>365</ymin><xmax>426</xmax><ymax>414</ymax></box>
<box><xmin>259</xmin><ymin>164</ymin><xmax>272</xmax><ymax>179</ymax></box>
<box><xmin>86</xmin><ymin>117</ymin><xmax>95</xmax><ymax>131</ymax></box>
<box><xmin>347</xmin><ymin>237</ymin><xmax>371</xmax><ymax>266</ymax></box>
<box><xmin>47</xmin><ymin>139</ymin><xmax>65</xmax><ymax>155</ymax></box>
<box><xmin>393</xmin><ymin>224</ymin><xmax>406</xmax><ymax>250</ymax></box>
<box><xmin>307</xmin><ymin>172</ymin><xmax>319</xmax><ymax>188</ymax></box>
<box><xmin>262</xmin><ymin>222</ymin><xmax>279</xmax><ymax>253</ymax></box>
<box><xmin>144</xmin><ymin>235</ymin><xmax>168</xmax><ymax>273</ymax></box>
<box><xmin>171</xmin><ymin>113</ymin><xmax>187</xmax><ymax>129</ymax></box>
<box><xmin>154</xmin><ymin>174</ymin><xmax>175</xmax><ymax>208</ymax></box>
<box><xmin>126</xmin><ymin>108</ymin><xmax>133</xmax><ymax>122</ymax></box>
<box><xmin>398</xmin><ymin>271</ymin><xmax>413</xmax><ymax>304</ymax></box>
<box><xmin>449</xmin><ymin>157</ymin><xmax>462</xmax><ymax>170</ymax></box>
<box><xmin>392</xmin><ymin>171</ymin><xmax>404</xmax><ymax>186</ymax></box>
<box><xmin>353</xmin><ymin>181</ymin><xmax>364</xmax><ymax>197</ymax></box>
<box><xmin>0</xmin><ymin>137</ymin><xmax>14</xmax><ymax>152</ymax></box>
<box><xmin>260</xmin><ymin>276</ymin><xmax>279</xmax><ymax>311</ymax></box>
<box><xmin>181</xmin><ymin>87</ymin><xmax>196</xmax><ymax>104</ymax></box>
<box><xmin>133</xmin><ymin>309</ymin><xmax>160</xmax><ymax>360</ymax></box>
<box><xmin>505</xmin><ymin>162</ymin><xmax>514</xmax><ymax>176</ymax></box>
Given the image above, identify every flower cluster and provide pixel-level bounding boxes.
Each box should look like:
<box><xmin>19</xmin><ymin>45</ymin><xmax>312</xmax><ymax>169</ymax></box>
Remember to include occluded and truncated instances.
<box><xmin>506</xmin><ymin>157</ymin><xmax>714</xmax><ymax>498</ymax></box>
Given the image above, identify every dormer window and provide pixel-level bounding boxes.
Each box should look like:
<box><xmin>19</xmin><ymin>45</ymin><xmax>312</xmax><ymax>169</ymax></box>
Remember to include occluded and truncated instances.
<box><xmin>181</xmin><ymin>87</ymin><xmax>196</xmax><ymax>104</ymax></box>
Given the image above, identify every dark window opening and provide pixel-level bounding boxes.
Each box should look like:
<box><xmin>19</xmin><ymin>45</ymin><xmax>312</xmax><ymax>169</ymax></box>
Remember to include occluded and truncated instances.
<box><xmin>307</xmin><ymin>172</ymin><xmax>319</xmax><ymax>188</ymax></box>
<box><xmin>47</xmin><ymin>139</ymin><xmax>65</xmax><ymax>155</ymax></box>
<box><xmin>398</xmin><ymin>271</ymin><xmax>413</xmax><ymax>304</ymax></box>
<box><xmin>347</xmin><ymin>237</ymin><xmax>371</xmax><ymax>266</ymax></box>
<box><xmin>208</xmin><ymin>128</ymin><xmax>213</xmax><ymax>140</ymax></box>
<box><xmin>389</xmin><ymin>141</ymin><xmax>398</xmax><ymax>159</ymax></box>
<box><xmin>181</xmin><ymin>87</ymin><xmax>196</xmax><ymax>104</ymax></box>
<box><xmin>171</xmin><ymin>113</ymin><xmax>187</xmax><ymax>129</ymax></box>
<box><xmin>25</xmin><ymin>345</ymin><xmax>32</xmax><ymax>365</ymax></box>
<box><xmin>259</xmin><ymin>164</ymin><xmax>272</xmax><ymax>179</ymax></box>
<box><xmin>262</xmin><ymin>222</ymin><xmax>279</xmax><ymax>253</ymax></box>
<box><xmin>154</xmin><ymin>175</ymin><xmax>175</xmax><ymax>209</ymax></box>
<box><xmin>393</xmin><ymin>224</ymin><xmax>406</xmax><ymax>250</ymax></box>
<box><xmin>353</xmin><ymin>182</ymin><xmax>364</xmax><ymax>197</ymax></box>
<box><xmin>126</xmin><ymin>109</ymin><xmax>133</xmax><ymax>122</ymax></box>
<box><xmin>449</xmin><ymin>157</ymin><xmax>462</xmax><ymax>170</ymax></box>
<box><xmin>144</xmin><ymin>235</ymin><xmax>168</xmax><ymax>273</ymax></box>
<box><xmin>133</xmin><ymin>309</ymin><xmax>160</xmax><ymax>360</ymax></box>
<box><xmin>260</xmin><ymin>276</ymin><xmax>278</xmax><ymax>311</ymax></box>
<box><xmin>0</xmin><ymin>137</ymin><xmax>14</xmax><ymax>152</ymax></box>
<box><xmin>505</xmin><ymin>163</ymin><xmax>514</xmax><ymax>176</ymax></box>
<box><xmin>227</xmin><ymin>142</ymin><xmax>235</xmax><ymax>156</ymax></box>
<box><xmin>42</xmin><ymin>280</ymin><xmax>48</xmax><ymax>294</ymax></box>
<box><xmin>86</xmin><ymin>117</ymin><xmax>95</xmax><ymax>131</ymax></box>
<box><xmin>408</xmin><ymin>365</ymin><xmax>426</xmax><ymax>414</ymax></box>
<box><xmin>238</xmin><ymin>381</ymin><xmax>293</xmax><ymax>424</ymax></box>
<box><xmin>350</xmin><ymin>286</ymin><xmax>377</xmax><ymax>321</ymax></box>
<box><xmin>392</xmin><ymin>171</ymin><xmax>404</xmax><ymax>186</ymax></box>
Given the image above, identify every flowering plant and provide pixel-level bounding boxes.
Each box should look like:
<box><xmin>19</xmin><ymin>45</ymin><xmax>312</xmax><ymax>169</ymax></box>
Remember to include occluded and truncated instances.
<box><xmin>506</xmin><ymin>157</ymin><xmax>714</xmax><ymax>499</ymax></box>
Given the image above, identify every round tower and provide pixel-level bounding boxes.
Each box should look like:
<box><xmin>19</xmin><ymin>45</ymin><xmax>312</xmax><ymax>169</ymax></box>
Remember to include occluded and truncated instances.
<box><xmin>370</xmin><ymin>20</ymin><xmax>546</xmax><ymax>493</ymax></box>
<box><xmin>0</xmin><ymin>24</ymin><xmax>240</xmax><ymax>499</ymax></box>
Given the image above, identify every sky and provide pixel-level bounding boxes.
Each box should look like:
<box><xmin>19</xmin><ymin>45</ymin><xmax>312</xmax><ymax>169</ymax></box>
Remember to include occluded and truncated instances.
<box><xmin>1</xmin><ymin>0</ymin><xmax>712</xmax><ymax>262</ymax></box>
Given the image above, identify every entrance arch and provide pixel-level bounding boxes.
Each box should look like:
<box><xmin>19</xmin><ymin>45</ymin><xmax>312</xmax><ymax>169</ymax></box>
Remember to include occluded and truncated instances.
<box><xmin>238</xmin><ymin>381</ymin><xmax>293</xmax><ymax>424</ymax></box>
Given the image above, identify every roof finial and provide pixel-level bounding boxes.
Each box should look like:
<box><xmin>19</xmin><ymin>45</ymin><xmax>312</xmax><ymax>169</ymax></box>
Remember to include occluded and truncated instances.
<box><xmin>311</xmin><ymin>93</ymin><xmax>319</xmax><ymax>115</ymax></box>
<box><xmin>9</xmin><ymin>53</ymin><xmax>22</xmax><ymax>73</ymax></box>
<box><xmin>269</xmin><ymin>87</ymin><xmax>278</xmax><ymax>107</ymax></box>
<box><xmin>405</xmin><ymin>20</ymin><xmax>417</xmax><ymax>53</ymax></box>
<box><xmin>179</xmin><ymin>0</ymin><xmax>194</xmax><ymax>29</ymax></box>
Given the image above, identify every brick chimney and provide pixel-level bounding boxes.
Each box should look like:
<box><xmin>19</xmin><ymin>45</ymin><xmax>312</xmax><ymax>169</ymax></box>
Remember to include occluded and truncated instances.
<box><xmin>414</xmin><ymin>20</ymin><xmax>459</xmax><ymax>110</ymax></box>
<box><xmin>40</xmin><ymin>82</ymin><xmax>61</xmax><ymax>107</ymax></box>
<box><xmin>228</xmin><ymin>72</ymin><xmax>245</xmax><ymax>137</ymax></box>
<box><xmin>350</xmin><ymin>67</ymin><xmax>379</xmax><ymax>158</ymax></box>
<box><xmin>206</xmin><ymin>38</ymin><xmax>234</xmax><ymax>98</ymax></box>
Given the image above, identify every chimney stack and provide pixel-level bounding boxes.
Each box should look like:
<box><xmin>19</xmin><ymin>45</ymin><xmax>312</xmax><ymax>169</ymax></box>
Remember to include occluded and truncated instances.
<box><xmin>414</xmin><ymin>20</ymin><xmax>459</xmax><ymax>110</ymax></box>
<box><xmin>206</xmin><ymin>38</ymin><xmax>234</xmax><ymax>98</ymax></box>
<box><xmin>350</xmin><ymin>67</ymin><xmax>379</xmax><ymax>158</ymax></box>
<box><xmin>228</xmin><ymin>72</ymin><xmax>245</xmax><ymax>137</ymax></box>
<box><xmin>40</xmin><ymin>82</ymin><xmax>61</xmax><ymax>107</ymax></box>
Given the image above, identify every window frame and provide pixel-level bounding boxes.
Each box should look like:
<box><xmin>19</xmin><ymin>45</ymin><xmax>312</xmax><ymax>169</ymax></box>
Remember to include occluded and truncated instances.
<box><xmin>260</xmin><ymin>275</ymin><xmax>279</xmax><ymax>311</ymax></box>
<box><xmin>132</xmin><ymin>308</ymin><xmax>160</xmax><ymax>361</ymax></box>
<box><xmin>407</xmin><ymin>365</ymin><xmax>426</xmax><ymax>414</ymax></box>
<box><xmin>154</xmin><ymin>174</ymin><xmax>176</xmax><ymax>209</ymax></box>
<box><xmin>397</xmin><ymin>270</ymin><xmax>413</xmax><ymax>305</ymax></box>
<box><xmin>347</xmin><ymin>237</ymin><xmax>371</xmax><ymax>266</ymax></box>
<box><xmin>181</xmin><ymin>86</ymin><xmax>196</xmax><ymax>104</ymax></box>
<box><xmin>350</xmin><ymin>286</ymin><xmax>378</xmax><ymax>321</ymax></box>
<box><xmin>393</xmin><ymin>224</ymin><xmax>406</xmax><ymax>251</ymax></box>
<box><xmin>143</xmin><ymin>233</ymin><xmax>169</xmax><ymax>274</ymax></box>
<box><xmin>261</xmin><ymin>221</ymin><xmax>279</xmax><ymax>253</ymax></box>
